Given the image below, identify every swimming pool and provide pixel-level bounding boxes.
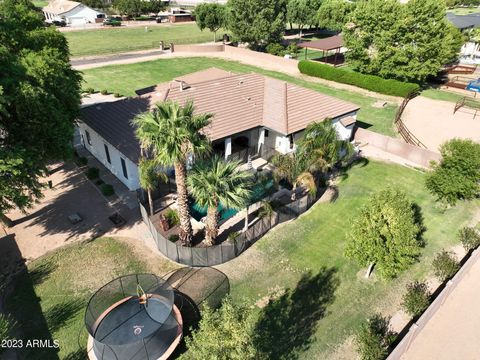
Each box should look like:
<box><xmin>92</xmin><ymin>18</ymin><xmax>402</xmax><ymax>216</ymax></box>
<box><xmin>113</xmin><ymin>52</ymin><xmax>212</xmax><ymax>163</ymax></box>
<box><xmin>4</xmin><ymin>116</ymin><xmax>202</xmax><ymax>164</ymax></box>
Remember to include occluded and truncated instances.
<box><xmin>189</xmin><ymin>179</ymin><xmax>275</xmax><ymax>222</ymax></box>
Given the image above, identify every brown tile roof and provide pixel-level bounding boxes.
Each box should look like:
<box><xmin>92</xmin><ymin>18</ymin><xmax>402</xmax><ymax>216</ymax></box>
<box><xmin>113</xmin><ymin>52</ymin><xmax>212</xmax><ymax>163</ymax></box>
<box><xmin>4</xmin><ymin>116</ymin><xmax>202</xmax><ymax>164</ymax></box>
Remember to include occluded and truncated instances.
<box><xmin>340</xmin><ymin>116</ymin><xmax>356</xmax><ymax>127</ymax></box>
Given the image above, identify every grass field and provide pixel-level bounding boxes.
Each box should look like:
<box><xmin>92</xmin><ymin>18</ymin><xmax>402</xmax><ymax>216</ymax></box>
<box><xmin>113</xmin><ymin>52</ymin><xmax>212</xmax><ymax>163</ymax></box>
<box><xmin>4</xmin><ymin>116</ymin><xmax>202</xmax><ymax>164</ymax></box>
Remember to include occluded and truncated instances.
<box><xmin>421</xmin><ymin>88</ymin><xmax>467</xmax><ymax>103</ymax></box>
<box><xmin>65</xmin><ymin>23</ymin><xmax>223</xmax><ymax>57</ymax></box>
<box><xmin>7</xmin><ymin>162</ymin><xmax>478</xmax><ymax>359</ymax></box>
<box><xmin>226</xmin><ymin>160</ymin><xmax>480</xmax><ymax>359</ymax></box>
<box><xmin>6</xmin><ymin>237</ymin><xmax>177</xmax><ymax>359</ymax></box>
<box><xmin>82</xmin><ymin>57</ymin><xmax>398</xmax><ymax>136</ymax></box>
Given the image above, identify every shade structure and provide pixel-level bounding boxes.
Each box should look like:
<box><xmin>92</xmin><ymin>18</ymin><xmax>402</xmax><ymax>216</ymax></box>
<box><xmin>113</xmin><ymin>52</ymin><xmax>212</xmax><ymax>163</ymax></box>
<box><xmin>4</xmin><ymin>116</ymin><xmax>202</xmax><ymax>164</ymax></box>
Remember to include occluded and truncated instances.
<box><xmin>298</xmin><ymin>35</ymin><xmax>345</xmax><ymax>66</ymax></box>
<box><xmin>85</xmin><ymin>274</ymin><xmax>182</xmax><ymax>360</ymax></box>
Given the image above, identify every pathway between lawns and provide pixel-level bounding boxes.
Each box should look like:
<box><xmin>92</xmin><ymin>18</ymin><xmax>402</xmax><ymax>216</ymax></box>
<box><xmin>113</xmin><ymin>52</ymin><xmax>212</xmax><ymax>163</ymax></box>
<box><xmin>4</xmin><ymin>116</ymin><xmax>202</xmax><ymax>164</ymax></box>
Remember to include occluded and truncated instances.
<box><xmin>71</xmin><ymin>47</ymin><xmax>402</xmax><ymax>103</ymax></box>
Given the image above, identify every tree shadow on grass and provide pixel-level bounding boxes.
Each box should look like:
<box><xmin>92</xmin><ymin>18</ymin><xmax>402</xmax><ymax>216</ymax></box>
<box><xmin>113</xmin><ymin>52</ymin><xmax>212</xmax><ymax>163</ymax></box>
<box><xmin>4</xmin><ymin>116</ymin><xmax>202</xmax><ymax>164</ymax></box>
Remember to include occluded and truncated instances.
<box><xmin>44</xmin><ymin>298</ymin><xmax>85</xmax><ymax>333</ymax></box>
<box><xmin>254</xmin><ymin>267</ymin><xmax>339</xmax><ymax>360</ymax></box>
<box><xmin>29</xmin><ymin>260</ymin><xmax>58</xmax><ymax>286</ymax></box>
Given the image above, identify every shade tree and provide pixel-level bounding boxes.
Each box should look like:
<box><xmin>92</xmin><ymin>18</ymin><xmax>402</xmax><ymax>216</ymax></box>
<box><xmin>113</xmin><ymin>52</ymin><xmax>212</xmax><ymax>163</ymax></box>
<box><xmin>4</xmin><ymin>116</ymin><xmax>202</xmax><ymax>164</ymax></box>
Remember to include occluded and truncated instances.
<box><xmin>195</xmin><ymin>3</ymin><xmax>226</xmax><ymax>42</ymax></box>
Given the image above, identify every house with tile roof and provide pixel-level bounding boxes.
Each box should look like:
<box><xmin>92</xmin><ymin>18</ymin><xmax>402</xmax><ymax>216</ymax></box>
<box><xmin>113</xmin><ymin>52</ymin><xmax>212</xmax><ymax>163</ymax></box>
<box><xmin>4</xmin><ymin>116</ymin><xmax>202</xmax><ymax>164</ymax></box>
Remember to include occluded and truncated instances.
<box><xmin>76</xmin><ymin>68</ymin><xmax>360</xmax><ymax>191</ymax></box>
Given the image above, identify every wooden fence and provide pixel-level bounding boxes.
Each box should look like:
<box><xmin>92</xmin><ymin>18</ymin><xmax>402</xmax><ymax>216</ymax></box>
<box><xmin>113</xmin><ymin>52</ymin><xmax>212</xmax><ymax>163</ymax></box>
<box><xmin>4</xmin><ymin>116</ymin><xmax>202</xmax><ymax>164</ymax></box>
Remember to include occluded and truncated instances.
<box><xmin>394</xmin><ymin>94</ymin><xmax>427</xmax><ymax>149</ymax></box>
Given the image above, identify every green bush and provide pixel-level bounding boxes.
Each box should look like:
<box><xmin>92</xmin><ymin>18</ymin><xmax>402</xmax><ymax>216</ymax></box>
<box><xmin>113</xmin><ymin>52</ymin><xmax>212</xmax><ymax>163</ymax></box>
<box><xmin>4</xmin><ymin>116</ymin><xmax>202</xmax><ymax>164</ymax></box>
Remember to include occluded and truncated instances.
<box><xmin>266</xmin><ymin>43</ymin><xmax>286</xmax><ymax>56</ymax></box>
<box><xmin>355</xmin><ymin>314</ymin><xmax>396</xmax><ymax>360</ymax></box>
<box><xmin>86</xmin><ymin>167</ymin><xmax>99</xmax><ymax>180</ymax></box>
<box><xmin>227</xmin><ymin>231</ymin><xmax>240</xmax><ymax>241</ymax></box>
<box><xmin>459</xmin><ymin>226</ymin><xmax>480</xmax><ymax>251</ymax></box>
<box><xmin>100</xmin><ymin>89</ymin><xmax>109</xmax><ymax>95</ymax></box>
<box><xmin>101</xmin><ymin>184</ymin><xmax>114</xmax><ymax>196</ymax></box>
<box><xmin>401</xmin><ymin>281</ymin><xmax>430</xmax><ymax>317</ymax></box>
<box><xmin>286</xmin><ymin>43</ymin><xmax>299</xmax><ymax>58</ymax></box>
<box><xmin>426</xmin><ymin>139</ymin><xmax>480</xmax><ymax>206</ymax></box>
<box><xmin>432</xmin><ymin>250</ymin><xmax>460</xmax><ymax>282</ymax></box>
<box><xmin>164</xmin><ymin>209</ymin><xmax>180</xmax><ymax>227</ymax></box>
<box><xmin>85</xmin><ymin>87</ymin><xmax>95</xmax><ymax>94</ymax></box>
<box><xmin>113</xmin><ymin>92</ymin><xmax>122</xmax><ymax>98</ymax></box>
<box><xmin>168</xmin><ymin>234</ymin><xmax>179</xmax><ymax>243</ymax></box>
<box><xmin>298</xmin><ymin>60</ymin><xmax>420</xmax><ymax>97</ymax></box>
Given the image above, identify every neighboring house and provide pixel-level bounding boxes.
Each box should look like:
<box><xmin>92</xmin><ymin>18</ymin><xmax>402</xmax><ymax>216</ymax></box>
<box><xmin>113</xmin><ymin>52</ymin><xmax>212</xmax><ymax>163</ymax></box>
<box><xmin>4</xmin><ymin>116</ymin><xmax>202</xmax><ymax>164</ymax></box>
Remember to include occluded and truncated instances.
<box><xmin>77</xmin><ymin>68</ymin><xmax>360</xmax><ymax>191</ymax></box>
<box><xmin>43</xmin><ymin>0</ymin><xmax>105</xmax><ymax>26</ymax></box>
<box><xmin>447</xmin><ymin>12</ymin><xmax>480</xmax><ymax>32</ymax></box>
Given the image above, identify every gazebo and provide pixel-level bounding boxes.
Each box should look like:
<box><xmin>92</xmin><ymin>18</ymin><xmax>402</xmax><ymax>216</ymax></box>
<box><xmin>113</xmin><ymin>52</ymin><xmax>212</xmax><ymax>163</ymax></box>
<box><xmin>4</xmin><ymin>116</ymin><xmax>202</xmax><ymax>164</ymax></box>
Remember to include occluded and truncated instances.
<box><xmin>298</xmin><ymin>35</ymin><xmax>344</xmax><ymax>67</ymax></box>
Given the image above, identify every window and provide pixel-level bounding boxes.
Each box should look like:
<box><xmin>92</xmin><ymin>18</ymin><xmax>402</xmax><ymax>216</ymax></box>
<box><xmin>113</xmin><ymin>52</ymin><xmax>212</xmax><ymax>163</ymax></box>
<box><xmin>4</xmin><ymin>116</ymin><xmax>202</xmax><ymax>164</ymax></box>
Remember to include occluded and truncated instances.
<box><xmin>120</xmin><ymin>158</ymin><xmax>128</xmax><ymax>179</ymax></box>
<box><xmin>85</xmin><ymin>130</ymin><xmax>92</xmax><ymax>145</ymax></box>
<box><xmin>264</xmin><ymin>129</ymin><xmax>269</xmax><ymax>138</ymax></box>
<box><xmin>104</xmin><ymin>144</ymin><xmax>111</xmax><ymax>164</ymax></box>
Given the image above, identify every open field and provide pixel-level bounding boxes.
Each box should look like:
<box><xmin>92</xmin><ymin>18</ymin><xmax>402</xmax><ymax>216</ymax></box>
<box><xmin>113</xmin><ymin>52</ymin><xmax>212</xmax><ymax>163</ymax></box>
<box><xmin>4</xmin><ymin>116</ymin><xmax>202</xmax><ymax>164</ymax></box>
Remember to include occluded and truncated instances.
<box><xmin>81</xmin><ymin>57</ymin><xmax>398</xmax><ymax>136</ymax></box>
<box><xmin>6</xmin><ymin>237</ymin><xmax>178</xmax><ymax>359</ymax></box>
<box><xmin>65</xmin><ymin>24</ymin><xmax>223</xmax><ymax>57</ymax></box>
<box><xmin>7</xmin><ymin>161</ymin><xmax>478</xmax><ymax>359</ymax></box>
<box><xmin>223</xmin><ymin>160</ymin><xmax>480</xmax><ymax>359</ymax></box>
<box><xmin>421</xmin><ymin>88</ymin><xmax>467</xmax><ymax>103</ymax></box>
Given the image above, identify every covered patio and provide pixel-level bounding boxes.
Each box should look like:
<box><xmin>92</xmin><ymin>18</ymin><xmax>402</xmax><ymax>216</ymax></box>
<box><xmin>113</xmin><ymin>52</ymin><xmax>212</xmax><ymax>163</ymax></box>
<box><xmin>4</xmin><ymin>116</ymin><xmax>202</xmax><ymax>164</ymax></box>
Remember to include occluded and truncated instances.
<box><xmin>298</xmin><ymin>35</ymin><xmax>345</xmax><ymax>67</ymax></box>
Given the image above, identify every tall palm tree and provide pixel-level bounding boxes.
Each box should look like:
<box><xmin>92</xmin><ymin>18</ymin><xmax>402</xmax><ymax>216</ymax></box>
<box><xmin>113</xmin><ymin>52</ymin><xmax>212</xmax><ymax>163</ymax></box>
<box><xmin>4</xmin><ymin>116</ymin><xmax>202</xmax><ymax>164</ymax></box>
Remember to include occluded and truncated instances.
<box><xmin>271</xmin><ymin>152</ymin><xmax>317</xmax><ymax>201</ymax></box>
<box><xmin>298</xmin><ymin>119</ymin><xmax>354</xmax><ymax>172</ymax></box>
<box><xmin>187</xmin><ymin>157</ymin><xmax>252</xmax><ymax>246</ymax></box>
<box><xmin>138</xmin><ymin>158</ymin><xmax>167</xmax><ymax>216</ymax></box>
<box><xmin>133</xmin><ymin>100</ymin><xmax>213</xmax><ymax>246</ymax></box>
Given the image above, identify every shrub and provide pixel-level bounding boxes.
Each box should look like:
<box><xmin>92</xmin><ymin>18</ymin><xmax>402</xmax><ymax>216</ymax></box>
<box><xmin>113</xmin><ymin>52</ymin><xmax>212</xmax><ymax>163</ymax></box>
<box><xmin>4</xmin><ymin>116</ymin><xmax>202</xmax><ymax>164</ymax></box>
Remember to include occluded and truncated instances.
<box><xmin>164</xmin><ymin>209</ymin><xmax>180</xmax><ymax>227</ymax></box>
<box><xmin>355</xmin><ymin>314</ymin><xmax>396</xmax><ymax>360</ymax></box>
<box><xmin>168</xmin><ymin>234</ymin><xmax>179</xmax><ymax>243</ymax></box>
<box><xmin>286</xmin><ymin>43</ymin><xmax>299</xmax><ymax>58</ymax></box>
<box><xmin>266</xmin><ymin>43</ymin><xmax>286</xmax><ymax>56</ymax></box>
<box><xmin>459</xmin><ymin>226</ymin><xmax>480</xmax><ymax>251</ymax></box>
<box><xmin>85</xmin><ymin>87</ymin><xmax>95</xmax><ymax>94</ymax></box>
<box><xmin>426</xmin><ymin>139</ymin><xmax>480</xmax><ymax>206</ymax></box>
<box><xmin>101</xmin><ymin>184</ymin><xmax>114</xmax><ymax>196</ymax></box>
<box><xmin>432</xmin><ymin>250</ymin><xmax>459</xmax><ymax>282</ymax></box>
<box><xmin>100</xmin><ymin>89</ymin><xmax>109</xmax><ymax>95</ymax></box>
<box><xmin>401</xmin><ymin>281</ymin><xmax>430</xmax><ymax>317</ymax></box>
<box><xmin>298</xmin><ymin>60</ymin><xmax>420</xmax><ymax>97</ymax></box>
<box><xmin>113</xmin><ymin>92</ymin><xmax>122</xmax><ymax>98</ymax></box>
<box><xmin>86</xmin><ymin>167</ymin><xmax>99</xmax><ymax>180</ymax></box>
<box><xmin>78</xmin><ymin>156</ymin><xmax>88</xmax><ymax>166</ymax></box>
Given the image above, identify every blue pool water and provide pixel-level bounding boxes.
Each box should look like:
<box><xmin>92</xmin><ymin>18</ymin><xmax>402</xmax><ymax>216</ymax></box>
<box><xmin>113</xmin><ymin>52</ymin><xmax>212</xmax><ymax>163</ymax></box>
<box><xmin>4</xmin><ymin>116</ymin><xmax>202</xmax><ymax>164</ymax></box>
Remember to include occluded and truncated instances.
<box><xmin>189</xmin><ymin>179</ymin><xmax>275</xmax><ymax>222</ymax></box>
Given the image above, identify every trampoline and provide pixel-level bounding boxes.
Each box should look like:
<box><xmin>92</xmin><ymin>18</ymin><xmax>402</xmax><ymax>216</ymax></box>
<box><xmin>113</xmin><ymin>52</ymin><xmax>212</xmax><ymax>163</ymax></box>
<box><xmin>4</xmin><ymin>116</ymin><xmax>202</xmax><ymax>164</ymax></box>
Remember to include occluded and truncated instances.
<box><xmin>466</xmin><ymin>79</ymin><xmax>480</xmax><ymax>92</ymax></box>
<box><xmin>85</xmin><ymin>274</ymin><xmax>183</xmax><ymax>360</ymax></box>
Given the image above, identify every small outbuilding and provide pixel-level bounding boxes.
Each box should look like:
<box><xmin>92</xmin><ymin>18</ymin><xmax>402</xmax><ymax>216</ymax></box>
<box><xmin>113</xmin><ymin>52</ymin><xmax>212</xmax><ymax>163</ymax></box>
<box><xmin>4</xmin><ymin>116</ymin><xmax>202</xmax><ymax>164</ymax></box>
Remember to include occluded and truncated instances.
<box><xmin>42</xmin><ymin>0</ymin><xmax>105</xmax><ymax>26</ymax></box>
<box><xmin>298</xmin><ymin>35</ymin><xmax>345</xmax><ymax>67</ymax></box>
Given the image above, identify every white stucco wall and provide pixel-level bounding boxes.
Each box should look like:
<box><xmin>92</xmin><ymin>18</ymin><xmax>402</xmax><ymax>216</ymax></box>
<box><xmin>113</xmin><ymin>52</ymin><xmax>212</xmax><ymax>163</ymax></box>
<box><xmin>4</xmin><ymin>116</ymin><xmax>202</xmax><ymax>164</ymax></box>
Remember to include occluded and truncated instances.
<box><xmin>44</xmin><ymin>5</ymin><xmax>104</xmax><ymax>25</ymax></box>
<box><xmin>77</xmin><ymin>122</ymin><xmax>140</xmax><ymax>191</ymax></box>
<box><xmin>332</xmin><ymin>112</ymin><xmax>358</xmax><ymax>141</ymax></box>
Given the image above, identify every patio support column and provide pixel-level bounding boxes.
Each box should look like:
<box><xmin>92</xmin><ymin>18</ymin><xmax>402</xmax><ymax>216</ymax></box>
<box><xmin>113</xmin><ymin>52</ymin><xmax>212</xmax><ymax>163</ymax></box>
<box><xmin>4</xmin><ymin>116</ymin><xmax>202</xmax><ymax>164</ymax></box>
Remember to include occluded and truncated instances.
<box><xmin>224</xmin><ymin>137</ymin><xmax>232</xmax><ymax>160</ymax></box>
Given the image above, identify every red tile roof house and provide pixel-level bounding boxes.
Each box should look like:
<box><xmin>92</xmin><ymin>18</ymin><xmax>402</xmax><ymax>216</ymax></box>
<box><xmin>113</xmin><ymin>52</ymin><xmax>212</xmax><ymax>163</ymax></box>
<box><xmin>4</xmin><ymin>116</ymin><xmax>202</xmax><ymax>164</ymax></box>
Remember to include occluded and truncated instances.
<box><xmin>76</xmin><ymin>68</ymin><xmax>360</xmax><ymax>191</ymax></box>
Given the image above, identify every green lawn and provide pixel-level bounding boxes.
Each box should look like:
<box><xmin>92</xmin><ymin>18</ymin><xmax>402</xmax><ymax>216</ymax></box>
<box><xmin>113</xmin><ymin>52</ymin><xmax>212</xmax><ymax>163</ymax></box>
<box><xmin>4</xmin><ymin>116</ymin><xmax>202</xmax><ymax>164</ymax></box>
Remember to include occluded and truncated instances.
<box><xmin>6</xmin><ymin>237</ymin><xmax>177</xmax><ymax>359</ymax></box>
<box><xmin>228</xmin><ymin>160</ymin><xmax>480</xmax><ymax>359</ymax></box>
<box><xmin>32</xmin><ymin>0</ymin><xmax>48</xmax><ymax>8</ymax></box>
<box><xmin>82</xmin><ymin>57</ymin><xmax>398</xmax><ymax>136</ymax></box>
<box><xmin>421</xmin><ymin>88</ymin><xmax>467</xmax><ymax>103</ymax></box>
<box><xmin>65</xmin><ymin>24</ymin><xmax>222</xmax><ymax>57</ymax></box>
<box><xmin>5</xmin><ymin>163</ymin><xmax>479</xmax><ymax>359</ymax></box>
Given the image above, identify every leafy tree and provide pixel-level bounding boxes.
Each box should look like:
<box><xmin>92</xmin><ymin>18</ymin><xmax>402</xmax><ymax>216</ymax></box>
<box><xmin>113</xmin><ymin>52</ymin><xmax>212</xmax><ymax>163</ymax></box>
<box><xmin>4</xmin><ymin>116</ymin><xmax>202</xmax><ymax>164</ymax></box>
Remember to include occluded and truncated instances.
<box><xmin>458</xmin><ymin>226</ymin><xmax>480</xmax><ymax>251</ymax></box>
<box><xmin>81</xmin><ymin>0</ymin><xmax>104</xmax><ymax>10</ymax></box>
<box><xmin>226</xmin><ymin>0</ymin><xmax>287</xmax><ymax>46</ymax></box>
<box><xmin>355</xmin><ymin>314</ymin><xmax>396</xmax><ymax>360</ymax></box>
<box><xmin>0</xmin><ymin>0</ymin><xmax>81</xmax><ymax>226</ymax></box>
<box><xmin>180</xmin><ymin>297</ymin><xmax>257</xmax><ymax>360</ymax></box>
<box><xmin>317</xmin><ymin>0</ymin><xmax>355</xmax><ymax>32</ymax></box>
<box><xmin>195</xmin><ymin>3</ymin><xmax>225</xmax><ymax>42</ymax></box>
<box><xmin>187</xmin><ymin>157</ymin><xmax>252</xmax><ymax>245</ymax></box>
<box><xmin>344</xmin><ymin>0</ymin><xmax>462</xmax><ymax>82</ymax></box>
<box><xmin>345</xmin><ymin>188</ymin><xmax>423</xmax><ymax>279</ymax></box>
<box><xmin>425</xmin><ymin>139</ymin><xmax>480</xmax><ymax>206</ymax></box>
<box><xmin>138</xmin><ymin>158</ymin><xmax>167</xmax><ymax>216</ymax></box>
<box><xmin>401</xmin><ymin>281</ymin><xmax>430</xmax><ymax>317</ymax></box>
<box><xmin>133</xmin><ymin>101</ymin><xmax>212</xmax><ymax>246</ymax></box>
<box><xmin>287</xmin><ymin>0</ymin><xmax>310</xmax><ymax>38</ymax></box>
<box><xmin>114</xmin><ymin>0</ymin><xmax>143</xmax><ymax>17</ymax></box>
<box><xmin>432</xmin><ymin>250</ymin><xmax>459</xmax><ymax>282</ymax></box>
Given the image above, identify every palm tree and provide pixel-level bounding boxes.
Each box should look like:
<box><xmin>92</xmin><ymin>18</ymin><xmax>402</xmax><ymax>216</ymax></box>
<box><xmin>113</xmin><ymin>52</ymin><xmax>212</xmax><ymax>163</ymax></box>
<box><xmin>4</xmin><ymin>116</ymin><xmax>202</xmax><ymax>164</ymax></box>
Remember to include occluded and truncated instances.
<box><xmin>187</xmin><ymin>156</ymin><xmax>252</xmax><ymax>246</ymax></box>
<box><xmin>298</xmin><ymin>120</ymin><xmax>354</xmax><ymax>172</ymax></box>
<box><xmin>138</xmin><ymin>158</ymin><xmax>167</xmax><ymax>216</ymax></box>
<box><xmin>271</xmin><ymin>153</ymin><xmax>317</xmax><ymax>201</ymax></box>
<box><xmin>133</xmin><ymin>100</ymin><xmax>213</xmax><ymax>246</ymax></box>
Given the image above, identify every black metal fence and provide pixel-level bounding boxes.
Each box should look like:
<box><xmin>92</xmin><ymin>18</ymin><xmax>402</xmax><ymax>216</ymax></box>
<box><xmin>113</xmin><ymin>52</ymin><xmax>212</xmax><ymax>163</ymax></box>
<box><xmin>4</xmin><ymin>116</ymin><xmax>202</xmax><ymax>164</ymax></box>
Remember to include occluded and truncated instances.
<box><xmin>140</xmin><ymin>193</ymin><xmax>316</xmax><ymax>267</ymax></box>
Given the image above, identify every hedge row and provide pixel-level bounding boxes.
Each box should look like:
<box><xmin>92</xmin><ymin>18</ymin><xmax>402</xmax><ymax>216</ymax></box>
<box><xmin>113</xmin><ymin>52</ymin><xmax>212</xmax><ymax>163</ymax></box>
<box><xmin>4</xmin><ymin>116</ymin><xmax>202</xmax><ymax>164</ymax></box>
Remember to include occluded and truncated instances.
<box><xmin>298</xmin><ymin>60</ymin><xmax>420</xmax><ymax>98</ymax></box>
